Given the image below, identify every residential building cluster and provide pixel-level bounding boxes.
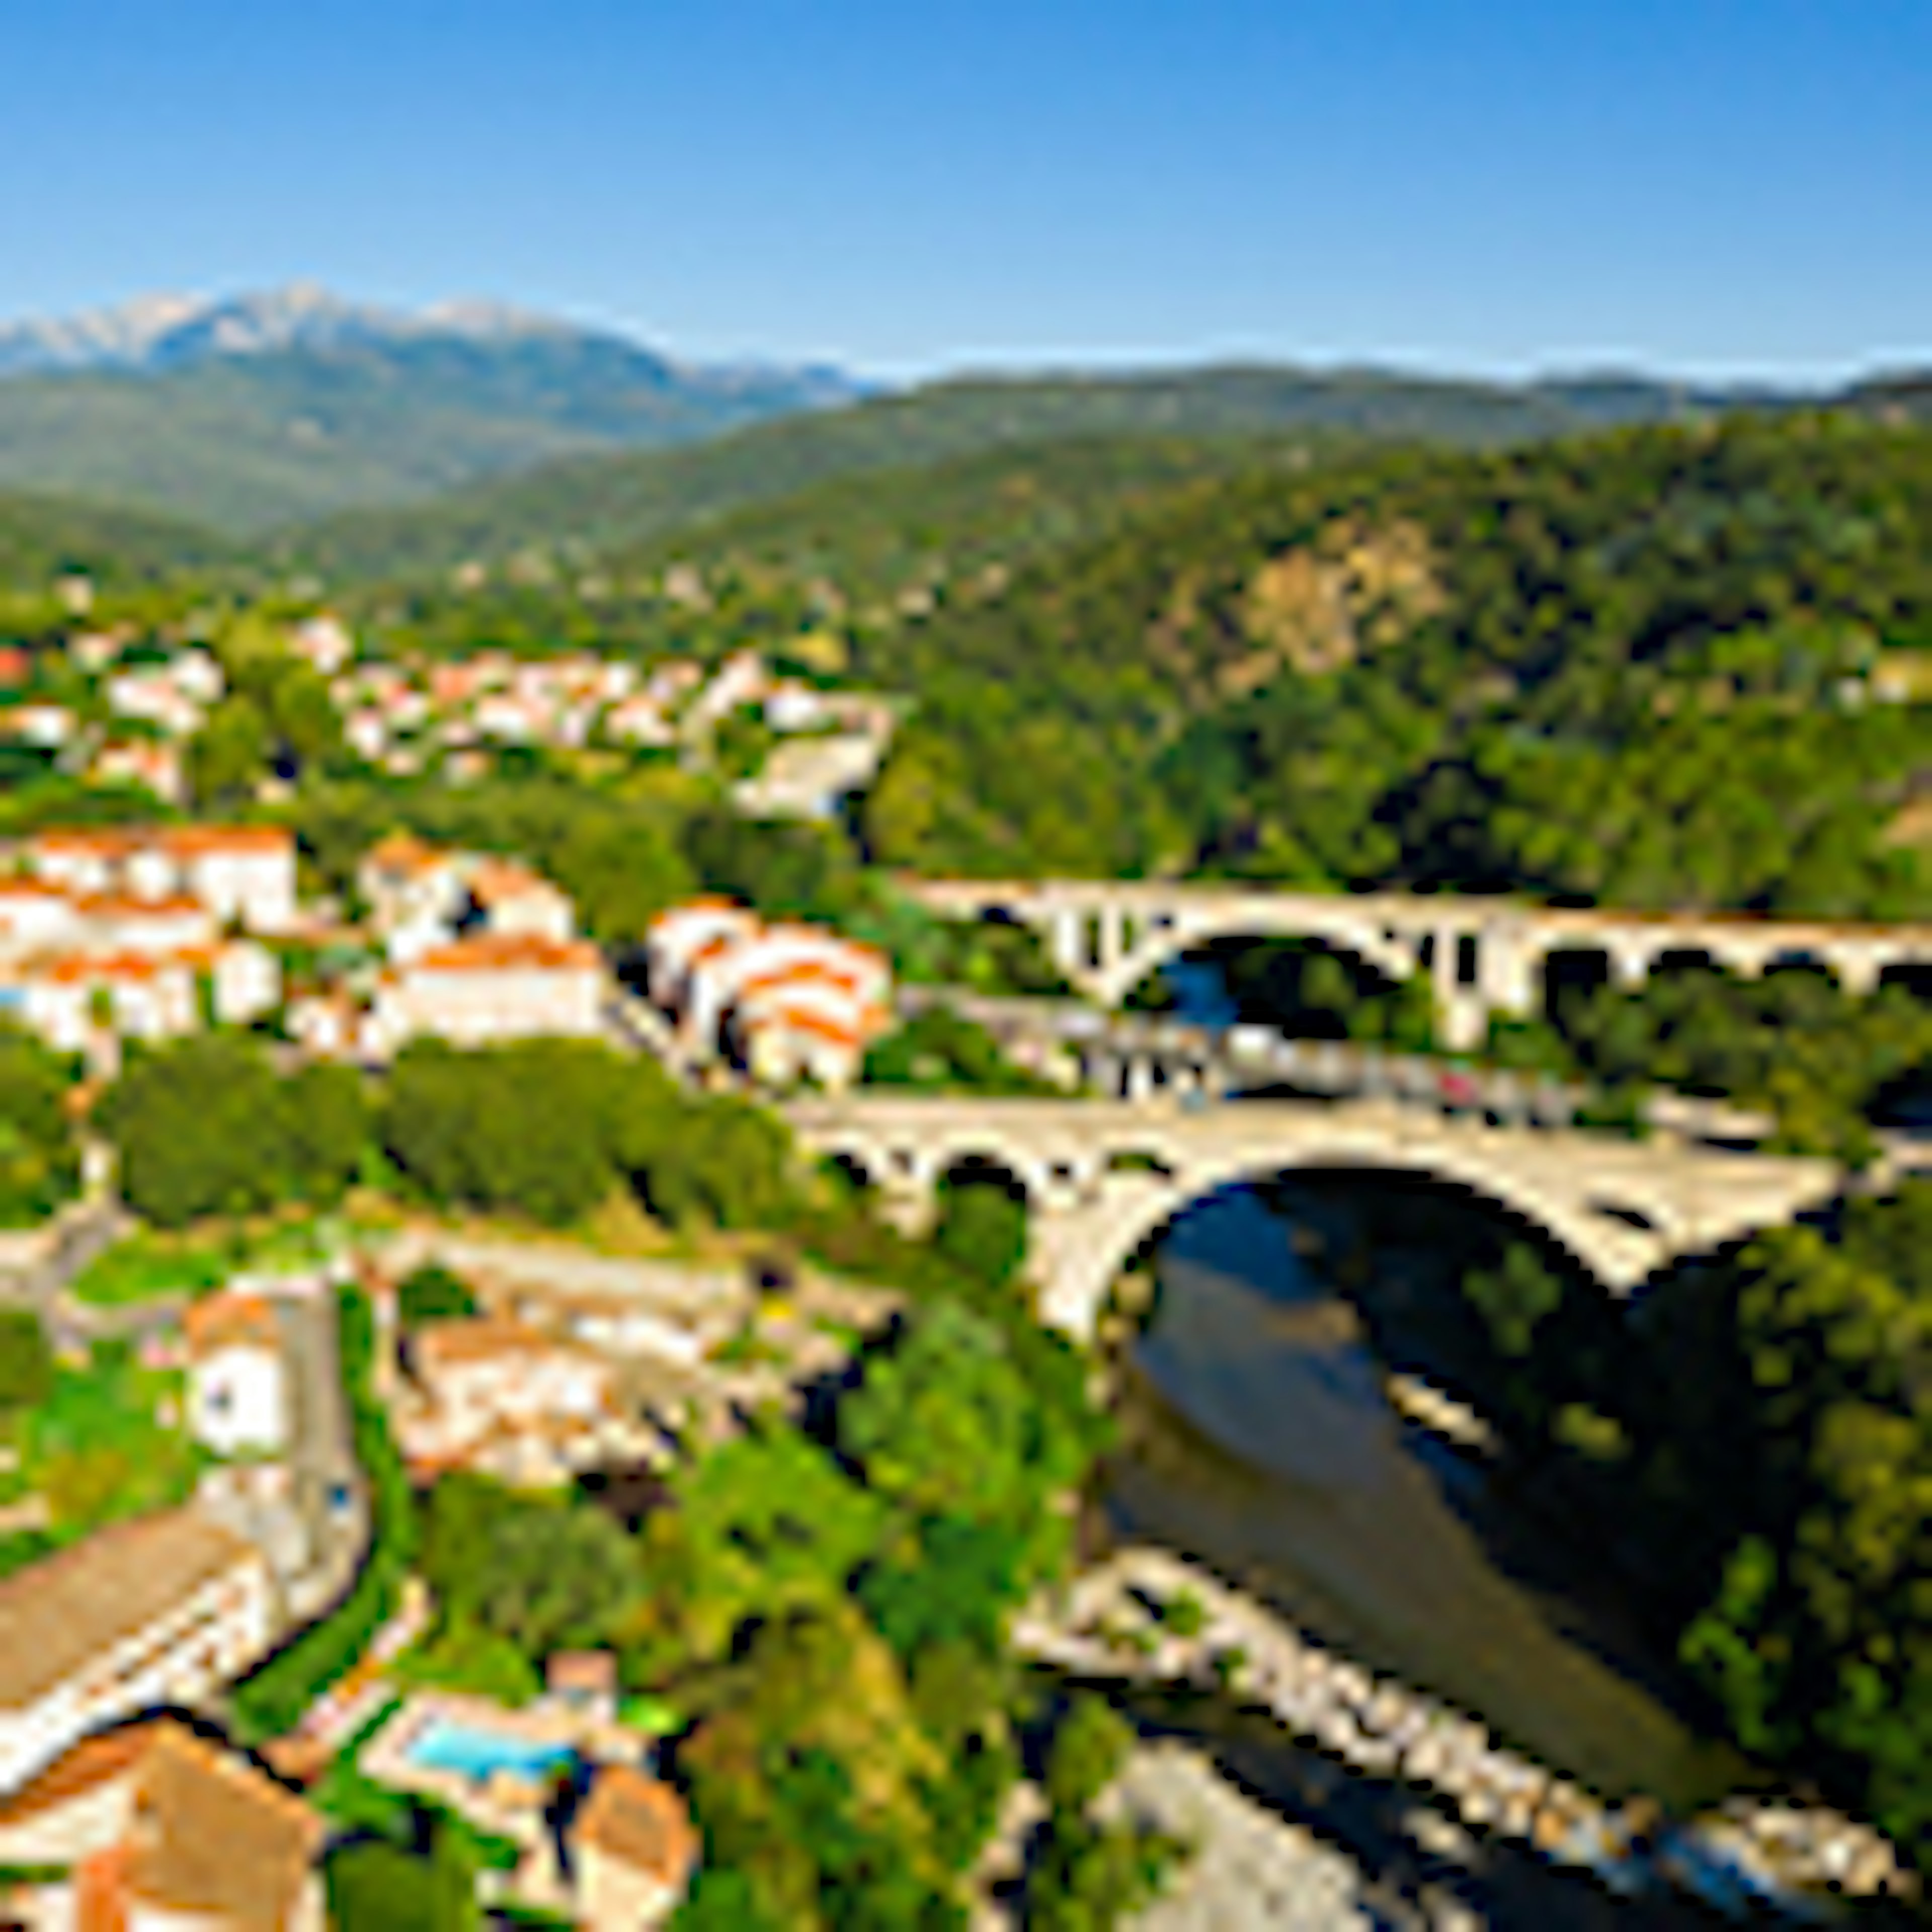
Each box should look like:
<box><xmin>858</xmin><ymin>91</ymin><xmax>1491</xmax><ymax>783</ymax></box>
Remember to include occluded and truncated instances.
<box><xmin>4</xmin><ymin>602</ymin><xmax>898</xmax><ymax>824</ymax></box>
<box><xmin>331</xmin><ymin>639</ymin><xmax>895</xmax><ymax>813</ymax></box>
<box><xmin>0</xmin><ymin>825</ymin><xmax>292</xmax><ymax>1057</ymax></box>
<box><xmin>289</xmin><ymin>834</ymin><xmax>605</xmax><ymax>1060</ymax></box>
<box><xmin>389</xmin><ymin>1313</ymin><xmax>655</xmax><ymax>1488</ymax></box>
<box><xmin>646</xmin><ymin>898</ymin><xmax>894</xmax><ymax>1091</ymax></box>
<box><xmin>0</xmin><ymin>1243</ymin><xmax>701</xmax><ymax>1928</ymax></box>
<box><xmin>0</xmin><ymin>628</ymin><xmax>233</xmax><ymax>806</ymax></box>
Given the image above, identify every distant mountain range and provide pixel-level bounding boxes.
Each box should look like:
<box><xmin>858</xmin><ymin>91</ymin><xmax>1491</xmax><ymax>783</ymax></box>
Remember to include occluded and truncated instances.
<box><xmin>0</xmin><ymin>284</ymin><xmax>1922</xmax><ymax>555</ymax></box>
<box><xmin>0</xmin><ymin>286</ymin><xmax>867</xmax><ymax>531</ymax></box>
<box><xmin>281</xmin><ymin>363</ymin><xmax>1804</xmax><ymax>582</ymax></box>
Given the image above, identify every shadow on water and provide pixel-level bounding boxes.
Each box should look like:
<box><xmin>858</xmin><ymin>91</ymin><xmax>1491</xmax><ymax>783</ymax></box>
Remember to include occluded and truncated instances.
<box><xmin>1101</xmin><ymin>1184</ymin><xmax>1748</xmax><ymax>1812</ymax></box>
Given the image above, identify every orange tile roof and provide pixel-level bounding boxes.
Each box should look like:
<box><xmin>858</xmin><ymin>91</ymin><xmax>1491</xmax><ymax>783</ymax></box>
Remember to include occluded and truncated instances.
<box><xmin>0</xmin><ymin>1723</ymin><xmax>158</xmax><ymax>1827</ymax></box>
<box><xmin>155</xmin><ymin>825</ymin><xmax>293</xmax><ymax>857</ymax></box>
<box><xmin>574</xmin><ymin>1765</ymin><xmax>699</xmax><ymax>1889</ymax></box>
<box><xmin>410</xmin><ymin>934</ymin><xmax>601</xmax><ymax>974</ymax></box>
<box><xmin>75</xmin><ymin>1840</ymin><xmax>132</xmax><ymax>1932</ymax></box>
<box><xmin>415</xmin><ymin>1317</ymin><xmax>575</xmax><ymax>1368</ymax></box>
<box><xmin>70</xmin><ymin>895</ymin><xmax>207</xmax><ymax>920</ymax></box>
<box><xmin>748</xmin><ymin>1005</ymin><xmax>865</xmax><ymax>1049</ymax></box>
<box><xmin>363</xmin><ymin>833</ymin><xmax>448</xmax><ymax>876</ymax></box>
<box><xmin>118</xmin><ymin>1723</ymin><xmax>323</xmax><ymax>1925</ymax></box>
<box><xmin>182</xmin><ymin>1294</ymin><xmax>281</xmax><ymax>1358</ymax></box>
<box><xmin>45</xmin><ymin>952</ymin><xmax>166</xmax><ymax>986</ymax></box>
<box><xmin>465</xmin><ymin>859</ymin><xmax>557</xmax><ymax>905</ymax></box>
<box><xmin>31</xmin><ymin>828</ymin><xmax>138</xmax><ymax>857</ymax></box>
<box><xmin>736</xmin><ymin>960</ymin><xmax>870</xmax><ymax>999</ymax></box>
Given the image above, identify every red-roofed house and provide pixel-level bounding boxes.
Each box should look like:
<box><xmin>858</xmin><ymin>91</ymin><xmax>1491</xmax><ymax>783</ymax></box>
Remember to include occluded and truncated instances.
<box><xmin>367</xmin><ymin>935</ymin><xmax>605</xmax><ymax>1053</ymax></box>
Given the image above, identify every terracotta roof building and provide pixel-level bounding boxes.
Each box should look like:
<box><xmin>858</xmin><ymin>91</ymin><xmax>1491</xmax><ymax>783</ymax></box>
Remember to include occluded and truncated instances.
<box><xmin>571</xmin><ymin>1764</ymin><xmax>699</xmax><ymax>1929</ymax></box>
<box><xmin>0</xmin><ymin>1719</ymin><xmax>324</xmax><ymax>1929</ymax></box>
<box><xmin>0</xmin><ymin>1513</ymin><xmax>275</xmax><ymax>1795</ymax></box>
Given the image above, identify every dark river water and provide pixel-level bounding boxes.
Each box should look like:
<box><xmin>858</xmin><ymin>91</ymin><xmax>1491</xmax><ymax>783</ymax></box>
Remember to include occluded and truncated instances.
<box><xmin>1100</xmin><ymin>1181</ymin><xmax>1745</xmax><ymax>1813</ymax></box>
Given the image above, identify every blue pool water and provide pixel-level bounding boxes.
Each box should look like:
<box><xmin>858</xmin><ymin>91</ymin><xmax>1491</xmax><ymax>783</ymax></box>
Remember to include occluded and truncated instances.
<box><xmin>404</xmin><ymin>1718</ymin><xmax>574</xmax><ymax>1784</ymax></box>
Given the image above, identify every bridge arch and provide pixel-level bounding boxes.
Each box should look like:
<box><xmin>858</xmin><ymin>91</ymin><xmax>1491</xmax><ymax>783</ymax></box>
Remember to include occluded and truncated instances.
<box><xmin>1082</xmin><ymin>1149</ymin><xmax>1618</xmax><ymax>1327</ymax></box>
<box><xmin>1093</xmin><ymin>1158</ymin><xmax>1614</xmax><ymax>1333</ymax></box>
<box><xmin>1123</xmin><ymin>929</ymin><xmax>1416</xmax><ymax>1037</ymax></box>
<box><xmin>1102</xmin><ymin>902</ymin><xmax>1419</xmax><ymax>1010</ymax></box>
<box><xmin>783</xmin><ymin>1097</ymin><xmax>1840</xmax><ymax>1344</ymax></box>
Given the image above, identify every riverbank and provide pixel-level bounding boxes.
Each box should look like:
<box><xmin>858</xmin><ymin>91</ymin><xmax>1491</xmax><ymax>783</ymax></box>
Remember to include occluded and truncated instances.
<box><xmin>1018</xmin><ymin>1546</ymin><xmax>1911</xmax><ymax>1921</ymax></box>
<box><xmin>1110</xmin><ymin>1740</ymin><xmax>1380</xmax><ymax>1930</ymax></box>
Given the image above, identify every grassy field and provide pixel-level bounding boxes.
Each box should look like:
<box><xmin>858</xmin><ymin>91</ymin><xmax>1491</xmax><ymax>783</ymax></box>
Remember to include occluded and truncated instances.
<box><xmin>6</xmin><ymin>1347</ymin><xmax>202</xmax><ymax>1542</ymax></box>
<box><xmin>66</xmin><ymin>1233</ymin><xmax>228</xmax><ymax>1308</ymax></box>
<box><xmin>67</xmin><ymin>1214</ymin><xmax>344</xmax><ymax>1307</ymax></box>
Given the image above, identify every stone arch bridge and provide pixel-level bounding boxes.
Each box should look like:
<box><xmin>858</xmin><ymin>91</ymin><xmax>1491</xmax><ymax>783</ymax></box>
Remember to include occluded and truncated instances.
<box><xmin>905</xmin><ymin>879</ymin><xmax>1932</xmax><ymax>1051</ymax></box>
<box><xmin>784</xmin><ymin>1095</ymin><xmax>1839</xmax><ymax>1341</ymax></box>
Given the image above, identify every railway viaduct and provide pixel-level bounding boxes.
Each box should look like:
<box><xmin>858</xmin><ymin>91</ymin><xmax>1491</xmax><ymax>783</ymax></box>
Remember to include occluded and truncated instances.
<box><xmin>784</xmin><ymin>1094</ymin><xmax>1840</xmax><ymax>1341</ymax></box>
<box><xmin>904</xmin><ymin>879</ymin><xmax>1932</xmax><ymax>1051</ymax></box>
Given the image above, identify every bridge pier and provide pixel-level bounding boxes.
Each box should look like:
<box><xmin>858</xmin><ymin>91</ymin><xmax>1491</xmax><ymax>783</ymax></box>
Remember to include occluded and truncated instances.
<box><xmin>1028</xmin><ymin>1175</ymin><xmax>1181</xmax><ymax>1341</ymax></box>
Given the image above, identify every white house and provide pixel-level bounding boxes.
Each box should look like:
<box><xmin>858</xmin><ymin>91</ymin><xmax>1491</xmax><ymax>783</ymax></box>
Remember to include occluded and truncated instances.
<box><xmin>293</xmin><ymin>613</ymin><xmax>356</xmax><ymax>676</ymax></box>
<box><xmin>28</xmin><ymin>826</ymin><xmax>298</xmax><ymax>934</ymax></box>
<box><xmin>14</xmin><ymin>953</ymin><xmax>200</xmax><ymax>1054</ymax></box>
<box><xmin>683</xmin><ymin>923</ymin><xmax>889</xmax><ymax>1056</ymax></box>
<box><xmin>0</xmin><ymin>1513</ymin><xmax>275</xmax><ymax>1796</ymax></box>
<box><xmin>184</xmin><ymin>1296</ymin><xmax>288</xmax><ymax>1458</ymax></box>
<box><xmin>642</xmin><ymin>900</ymin><xmax>759</xmax><ymax>1010</ymax></box>
<box><xmin>0</xmin><ymin>880</ymin><xmax>84</xmax><ymax>953</ymax></box>
<box><xmin>397</xmin><ymin>1319</ymin><xmax>617</xmax><ymax>1484</ymax></box>
<box><xmin>368</xmin><ymin>935</ymin><xmax>605</xmax><ymax>1053</ymax></box>
<box><xmin>732</xmin><ymin>973</ymin><xmax>883</xmax><ymax>1093</ymax></box>
<box><xmin>156</xmin><ymin>826</ymin><xmax>298</xmax><ymax>933</ymax></box>
<box><xmin>462</xmin><ymin>859</ymin><xmax>577</xmax><ymax>945</ymax></box>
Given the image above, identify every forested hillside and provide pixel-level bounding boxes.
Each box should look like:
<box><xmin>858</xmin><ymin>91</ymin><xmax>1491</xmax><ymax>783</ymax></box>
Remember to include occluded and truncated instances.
<box><xmin>0</xmin><ymin>333</ymin><xmax>854</xmax><ymax>533</ymax></box>
<box><xmin>0</xmin><ymin>489</ymin><xmax>230</xmax><ymax>589</ymax></box>
<box><xmin>285</xmin><ymin>364</ymin><xmax>1756</xmax><ymax>584</ymax></box>
<box><xmin>862</xmin><ymin>416</ymin><xmax>1932</xmax><ymax>919</ymax></box>
<box><xmin>601</xmin><ymin>433</ymin><xmax>1322</xmax><ymax>611</ymax></box>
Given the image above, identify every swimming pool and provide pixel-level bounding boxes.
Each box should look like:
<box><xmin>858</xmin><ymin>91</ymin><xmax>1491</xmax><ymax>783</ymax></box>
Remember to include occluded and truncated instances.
<box><xmin>403</xmin><ymin>1717</ymin><xmax>575</xmax><ymax>1785</ymax></box>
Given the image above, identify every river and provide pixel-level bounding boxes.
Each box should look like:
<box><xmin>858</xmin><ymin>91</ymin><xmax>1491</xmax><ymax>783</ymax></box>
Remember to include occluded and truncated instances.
<box><xmin>1100</xmin><ymin>1180</ymin><xmax>1745</xmax><ymax>1813</ymax></box>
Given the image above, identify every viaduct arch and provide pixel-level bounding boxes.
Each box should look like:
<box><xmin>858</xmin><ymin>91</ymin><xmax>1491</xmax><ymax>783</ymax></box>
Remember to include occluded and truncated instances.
<box><xmin>785</xmin><ymin>1096</ymin><xmax>1840</xmax><ymax>1341</ymax></box>
<box><xmin>906</xmin><ymin>879</ymin><xmax>1932</xmax><ymax>1051</ymax></box>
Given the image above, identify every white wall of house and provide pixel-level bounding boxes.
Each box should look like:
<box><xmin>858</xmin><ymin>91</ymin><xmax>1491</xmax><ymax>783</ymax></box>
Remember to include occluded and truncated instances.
<box><xmin>211</xmin><ymin>943</ymin><xmax>282</xmax><ymax>1026</ymax></box>
<box><xmin>189</xmin><ymin>1346</ymin><xmax>288</xmax><ymax>1458</ymax></box>
<box><xmin>375</xmin><ymin>960</ymin><xmax>604</xmax><ymax>1049</ymax></box>
<box><xmin>0</xmin><ymin>1559</ymin><xmax>273</xmax><ymax>1796</ymax></box>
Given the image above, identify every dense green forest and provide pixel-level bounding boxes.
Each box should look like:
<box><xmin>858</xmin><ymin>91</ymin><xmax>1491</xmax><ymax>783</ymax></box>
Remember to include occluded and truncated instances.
<box><xmin>864</xmin><ymin>415</ymin><xmax>1932</xmax><ymax>919</ymax></box>
<box><xmin>1412</xmin><ymin>1183</ymin><xmax>1932</xmax><ymax>1870</ymax></box>
<box><xmin>0</xmin><ymin>488</ymin><xmax>230</xmax><ymax>589</ymax></box>
<box><xmin>282</xmin><ymin>363</ymin><xmax>1765</xmax><ymax>584</ymax></box>
<box><xmin>599</xmin><ymin>433</ymin><xmax>1325</xmax><ymax>616</ymax></box>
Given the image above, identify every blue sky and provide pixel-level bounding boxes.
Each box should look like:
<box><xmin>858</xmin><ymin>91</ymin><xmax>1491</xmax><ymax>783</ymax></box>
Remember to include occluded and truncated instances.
<box><xmin>1</xmin><ymin>0</ymin><xmax>1926</xmax><ymax>380</ymax></box>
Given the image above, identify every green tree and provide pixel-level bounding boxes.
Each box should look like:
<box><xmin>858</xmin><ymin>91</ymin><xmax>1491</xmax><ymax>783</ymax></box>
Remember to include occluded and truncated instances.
<box><xmin>1043</xmin><ymin>1694</ymin><xmax>1134</xmax><ymax>1819</ymax></box>
<box><xmin>420</xmin><ymin>1474</ymin><xmax>644</xmax><ymax>1661</ymax></box>
<box><xmin>396</xmin><ymin>1264</ymin><xmax>477</xmax><ymax>1328</ymax></box>
<box><xmin>0</xmin><ymin>1311</ymin><xmax>52</xmax><ymax>1413</ymax></box>
<box><xmin>838</xmin><ymin>1302</ymin><xmax>1086</xmax><ymax>1538</ymax></box>
<box><xmin>0</xmin><ymin>1026</ymin><xmax>79</xmax><ymax>1225</ymax></box>
<box><xmin>189</xmin><ymin>693</ymin><xmax>271</xmax><ymax>802</ymax></box>
<box><xmin>101</xmin><ymin>1035</ymin><xmax>289</xmax><ymax>1225</ymax></box>
<box><xmin>933</xmin><ymin>1177</ymin><xmax>1028</xmax><ymax>1291</ymax></box>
